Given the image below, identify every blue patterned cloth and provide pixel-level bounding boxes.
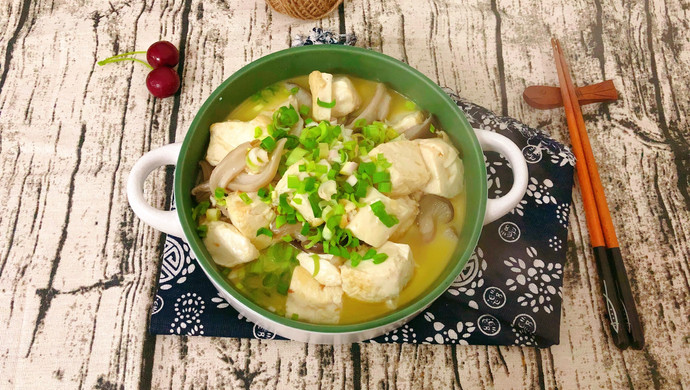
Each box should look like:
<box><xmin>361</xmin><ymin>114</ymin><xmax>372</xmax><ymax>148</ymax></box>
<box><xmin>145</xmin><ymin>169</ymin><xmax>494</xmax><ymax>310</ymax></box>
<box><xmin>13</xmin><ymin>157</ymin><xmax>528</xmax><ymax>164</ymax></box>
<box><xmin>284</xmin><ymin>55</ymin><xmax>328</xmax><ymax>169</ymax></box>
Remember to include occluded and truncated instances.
<box><xmin>149</xmin><ymin>30</ymin><xmax>575</xmax><ymax>346</ymax></box>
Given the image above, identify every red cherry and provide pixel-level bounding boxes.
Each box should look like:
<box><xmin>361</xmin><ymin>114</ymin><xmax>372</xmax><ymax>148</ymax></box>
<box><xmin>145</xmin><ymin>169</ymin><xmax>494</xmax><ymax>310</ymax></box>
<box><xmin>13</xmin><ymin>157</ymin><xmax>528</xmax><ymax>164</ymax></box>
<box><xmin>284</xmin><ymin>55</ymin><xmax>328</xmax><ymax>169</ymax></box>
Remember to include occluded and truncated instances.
<box><xmin>146</xmin><ymin>41</ymin><xmax>179</xmax><ymax>68</ymax></box>
<box><xmin>146</xmin><ymin>67</ymin><xmax>180</xmax><ymax>98</ymax></box>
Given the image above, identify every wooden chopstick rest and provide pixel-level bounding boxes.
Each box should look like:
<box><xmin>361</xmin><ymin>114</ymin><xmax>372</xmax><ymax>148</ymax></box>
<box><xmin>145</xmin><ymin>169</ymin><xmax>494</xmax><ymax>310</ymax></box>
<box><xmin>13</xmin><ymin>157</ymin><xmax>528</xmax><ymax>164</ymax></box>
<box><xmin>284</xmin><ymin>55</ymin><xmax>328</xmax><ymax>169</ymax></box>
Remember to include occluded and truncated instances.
<box><xmin>523</xmin><ymin>80</ymin><xmax>618</xmax><ymax>110</ymax></box>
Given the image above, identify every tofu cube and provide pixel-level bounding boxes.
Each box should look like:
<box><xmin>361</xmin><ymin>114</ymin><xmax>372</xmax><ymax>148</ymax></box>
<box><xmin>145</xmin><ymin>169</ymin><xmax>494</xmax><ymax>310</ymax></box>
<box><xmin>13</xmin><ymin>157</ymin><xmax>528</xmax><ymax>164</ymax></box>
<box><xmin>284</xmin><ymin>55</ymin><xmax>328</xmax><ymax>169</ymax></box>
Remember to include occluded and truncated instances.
<box><xmin>296</xmin><ymin>252</ymin><xmax>342</xmax><ymax>286</ymax></box>
<box><xmin>222</xmin><ymin>192</ymin><xmax>275</xmax><ymax>250</ymax></box>
<box><xmin>332</xmin><ymin>76</ymin><xmax>361</xmax><ymax>118</ymax></box>
<box><xmin>340</xmin><ymin>242</ymin><xmax>415</xmax><ymax>305</ymax></box>
<box><xmin>309</xmin><ymin>71</ymin><xmax>333</xmax><ymax>121</ymax></box>
<box><xmin>390</xmin><ymin>111</ymin><xmax>425</xmax><ymax>133</ymax></box>
<box><xmin>416</xmin><ymin>138</ymin><xmax>464</xmax><ymax>198</ymax></box>
<box><xmin>346</xmin><ymin>188</ymin><xmax>418</xmax><ymax>247</ymax></box>
<box><xmin>206</xmin><ymin>116</ymin><xmax>271</xmax><ymax>166</ymax></box>
<box><xmin>369</xmin><ymin>140</ymin><xmax>430</xmax><ymax>196</ymax></box>
<box><xmin>286</xmin><ymin>266</ymin><xmax>343</xmax><ymax>324</ymax></box>
<box><xmin>203</xmin><ymin>221</ymin><xmax>259</xmax><ymax>268</ymax></box>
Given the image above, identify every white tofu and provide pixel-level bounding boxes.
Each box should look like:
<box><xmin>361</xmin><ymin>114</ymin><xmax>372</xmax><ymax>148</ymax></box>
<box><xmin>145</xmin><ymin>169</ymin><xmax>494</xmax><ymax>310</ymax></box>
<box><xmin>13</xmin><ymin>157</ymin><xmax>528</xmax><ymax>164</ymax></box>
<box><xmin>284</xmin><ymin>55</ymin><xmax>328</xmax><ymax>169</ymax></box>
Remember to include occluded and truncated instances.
<box><xmin>206</xmin><ymin>116</ymin><xmax>271</xmax><ymax>166</ymax></box>
<box><xmin>340</xmin><ymin>242</ymin><xmax>415</xmax><ymax>305</ymax></box>
<box><xmin>286</xmin><ymin>266</ymin><xmax>343</xmax><ymax>324</ymax></box>
<box><xmin>222</xmin><ymin>192</ymin><xmax>275</xmax><ymax>250</ymax></box>
<box><xmin>203</xmin><ymin>221</ymin><xmax>259</xmax><ymax>268</ymax></box>
<box><xmin>369</xmin><ymin>140</ymin><xmax>430</xmax><ymax>197</ymax></box>
<box><xmin>390</xmin><ymin>111</ymin><xmax>425</xmax><ymax>133</ymax></box>
<box><xmin>346</xmin><ymin>188</ymin><xmax>419</xmax><ymax>247</ymax></box>
<box><xmin>416</xmin><ymin>138</ymin><xmax>464</xmax><ymax>198</ymax></box>
<box><xmin>273</xmin><ymin>160</ymin><xmax>324</xmax><ymax>226</ymax></box>
<box><xmin>309</xmin><ymin>71</ymin><xmax>333</xmax><ymax>121</ymax></box>
<box><xmin>331</xmin><ymin>76</ymin><xmax>361</xmax><ymax>118</ymax></box>
<box><xmin>296</xmin><ymin>252</ymin><xmax>342</xmax><ymax>286</ymax></box>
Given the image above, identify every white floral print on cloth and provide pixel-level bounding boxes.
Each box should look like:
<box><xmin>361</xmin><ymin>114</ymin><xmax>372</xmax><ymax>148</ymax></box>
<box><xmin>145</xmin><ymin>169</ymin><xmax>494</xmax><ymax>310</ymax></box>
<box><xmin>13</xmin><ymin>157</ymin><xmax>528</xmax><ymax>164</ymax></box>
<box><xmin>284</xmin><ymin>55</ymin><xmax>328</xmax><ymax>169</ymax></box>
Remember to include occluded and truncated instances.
<box><xmin>148</xmin><ymin>32</ymin><xmax>575</xmax><ymax>347</ymax></box>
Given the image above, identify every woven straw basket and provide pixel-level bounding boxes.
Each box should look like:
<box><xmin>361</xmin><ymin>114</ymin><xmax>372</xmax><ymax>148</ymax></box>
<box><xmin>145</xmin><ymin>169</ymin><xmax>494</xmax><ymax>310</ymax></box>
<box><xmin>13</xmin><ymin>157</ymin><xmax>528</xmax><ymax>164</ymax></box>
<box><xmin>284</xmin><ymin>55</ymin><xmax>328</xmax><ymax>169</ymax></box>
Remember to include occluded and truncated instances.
<box><xmin>266</xmin><ymin>0</ymin><xmax>344</xmax><ymax>20</ymax></box>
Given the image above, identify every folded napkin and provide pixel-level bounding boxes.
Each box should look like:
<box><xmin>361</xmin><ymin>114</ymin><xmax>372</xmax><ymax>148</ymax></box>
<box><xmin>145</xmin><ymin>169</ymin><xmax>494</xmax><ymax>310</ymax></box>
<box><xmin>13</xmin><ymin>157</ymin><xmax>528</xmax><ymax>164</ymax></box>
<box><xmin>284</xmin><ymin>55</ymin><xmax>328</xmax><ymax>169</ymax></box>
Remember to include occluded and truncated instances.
<box><xmin>149</xmin><ymin>30</ymin><xmax>575</xmax><ymax>347</ymax></box>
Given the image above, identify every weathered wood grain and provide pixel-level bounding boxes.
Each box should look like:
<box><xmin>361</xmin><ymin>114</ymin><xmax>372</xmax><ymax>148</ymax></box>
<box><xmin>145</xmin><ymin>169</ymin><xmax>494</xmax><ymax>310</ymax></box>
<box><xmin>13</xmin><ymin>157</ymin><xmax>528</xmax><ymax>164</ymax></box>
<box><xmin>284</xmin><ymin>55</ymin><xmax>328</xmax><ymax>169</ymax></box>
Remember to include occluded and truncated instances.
<box><xmin>0</xmin><ymin>0</ymin><xmax>688</xmax><ymax>388</ymax></box>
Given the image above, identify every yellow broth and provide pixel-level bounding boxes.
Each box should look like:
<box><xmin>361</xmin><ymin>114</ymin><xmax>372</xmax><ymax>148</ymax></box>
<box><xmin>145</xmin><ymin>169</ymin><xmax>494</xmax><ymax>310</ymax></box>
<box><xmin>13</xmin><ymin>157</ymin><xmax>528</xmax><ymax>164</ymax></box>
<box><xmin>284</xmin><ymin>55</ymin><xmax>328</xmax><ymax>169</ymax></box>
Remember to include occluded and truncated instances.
<box><xmin>221</xmin><ymin>75</ymin><xmax>466</xmax><ymax>324</ymax></box>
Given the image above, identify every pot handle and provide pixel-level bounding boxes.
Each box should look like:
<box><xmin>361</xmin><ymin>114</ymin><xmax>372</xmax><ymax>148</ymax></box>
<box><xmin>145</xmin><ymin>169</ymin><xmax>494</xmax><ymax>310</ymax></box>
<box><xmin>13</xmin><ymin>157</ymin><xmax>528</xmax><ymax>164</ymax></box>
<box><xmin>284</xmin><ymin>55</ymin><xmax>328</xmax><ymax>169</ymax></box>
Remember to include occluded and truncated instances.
<box><xmin>474</xmin><ymin>129</ymin><xmax>529</xmax><ymax>225</ymax></box>
<box><xmin>127</xmin><ymin>143</ymin><xmax>184</xmax><ymax>237</ymax></box>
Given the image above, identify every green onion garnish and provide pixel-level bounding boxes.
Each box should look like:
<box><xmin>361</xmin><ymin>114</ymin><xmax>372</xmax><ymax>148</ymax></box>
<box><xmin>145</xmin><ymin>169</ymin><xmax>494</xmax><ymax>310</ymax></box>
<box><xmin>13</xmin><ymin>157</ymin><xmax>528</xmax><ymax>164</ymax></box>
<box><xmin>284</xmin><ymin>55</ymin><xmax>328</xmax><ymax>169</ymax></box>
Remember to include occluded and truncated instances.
<box><xmin>239</xmin><ymin>192</ymin><xmax>252</xmax><ymax>204</ymax></box>
<box><xmin>282</xmin><ymin>234</ymin><xmax>293</xmax><ymax>242</ymax></box>
<box><xmin>404</xmin><ymin>101</ymin><xmax>416</xmax><ymax>110</ymax></box>
<box><xmin>312</xmin><ymin>254</ymin><xmax>320</xmax><ymax>276</ymax></box>
<box><xmin>254</xmin><ymin>126</ymin><xmax>262</xmax><ymax>138</ymax></box>
<box><xmin>290</xmin><ymin>86</ymin><xmax>299</xmax><ymax>95</ymax></box>
<box><xmin>370</xmin><ymin>200</ymin><xmax>399</xmax><ymax>228</ymax></box>
<box><xmin>372</xmin><ymin>171</ymin><xmax>390</xmax><ymax>184</ymax></box>
<box><xmin>317</xmin><ymin>98</ymin><xmax>336</xmax><ymax>108</ymax></box>
<box><xmin>308</xmin><ymin>192</ymin><xmax>322</xmax><ymax>218</ymax></box>
<box><xmin>373</xmin><ymin>253</ymin><xmax>389</xmax><ymax>264</ymax></box>
<box><xmin>287</xmin><ymin>175</ymin><xmax>300</xmax><ymax>189</ymax></box>
<box><xmin>299</xmin><ymin>105</ymin><xmax>310</xmax><ymax>116</ymax></box>
<box><xmin>429</xmin><ymin>124</ymin><xmax>436</xmax><ymax>133</ymax></box>
<box><xmin>197</xmin><ymin>224</ymin><xmax>209</xmax><ymax>238</ymax></box>
<box><xmin>192</xmin><ymin>200</ymin><xmax>210</xmax><ymax>220</ymax></box>
<box><xmin>260</xmin><ymin>136</ymin><xmax>277</xmax><ymax>152</ymax></box>
<box><xmin>256</xmin><ymin>227</ymin><xmax>273</xmax><ymax>237</ymax></box>
<box><xmin>377</xmin><ymin>181</ymin><xmax>392</xmax><ymax>193</ymax></box>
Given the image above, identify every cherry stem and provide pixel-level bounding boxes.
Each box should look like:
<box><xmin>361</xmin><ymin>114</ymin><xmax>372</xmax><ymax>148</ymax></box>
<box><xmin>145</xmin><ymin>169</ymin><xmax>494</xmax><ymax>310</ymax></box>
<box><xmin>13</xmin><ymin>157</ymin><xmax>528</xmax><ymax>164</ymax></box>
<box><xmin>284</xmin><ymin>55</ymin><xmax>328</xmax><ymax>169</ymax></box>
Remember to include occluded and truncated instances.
<box><xmin>97</xmin><ymin>56</ymin><xmax>153</xmax><ymax>69</ymax></box>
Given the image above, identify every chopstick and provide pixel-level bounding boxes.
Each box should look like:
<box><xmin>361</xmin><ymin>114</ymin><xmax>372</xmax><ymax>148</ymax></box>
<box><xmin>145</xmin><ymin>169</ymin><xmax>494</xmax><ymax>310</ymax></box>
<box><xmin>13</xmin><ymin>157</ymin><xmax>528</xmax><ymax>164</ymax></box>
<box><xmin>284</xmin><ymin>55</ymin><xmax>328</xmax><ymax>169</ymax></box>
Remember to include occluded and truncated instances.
<box><xmin>551</xmin><ymin>39</ymin><xmax>644</xmax><ymax>350</ymax></box>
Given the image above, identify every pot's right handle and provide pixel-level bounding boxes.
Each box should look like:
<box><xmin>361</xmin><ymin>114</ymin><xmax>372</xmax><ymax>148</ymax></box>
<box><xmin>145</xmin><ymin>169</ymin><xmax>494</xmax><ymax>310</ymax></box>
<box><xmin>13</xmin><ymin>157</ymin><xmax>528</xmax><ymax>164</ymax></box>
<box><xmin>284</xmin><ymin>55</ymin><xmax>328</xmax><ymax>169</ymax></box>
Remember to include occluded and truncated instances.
<box><xmin>127</xmin><ymin>143</ymin><xmax>184</xmax><ymax>237</ymax></box>
<box><xmin>474</xmin><ymin>129</ymin><xmax>529</xmax><ymax>225</ymax></box>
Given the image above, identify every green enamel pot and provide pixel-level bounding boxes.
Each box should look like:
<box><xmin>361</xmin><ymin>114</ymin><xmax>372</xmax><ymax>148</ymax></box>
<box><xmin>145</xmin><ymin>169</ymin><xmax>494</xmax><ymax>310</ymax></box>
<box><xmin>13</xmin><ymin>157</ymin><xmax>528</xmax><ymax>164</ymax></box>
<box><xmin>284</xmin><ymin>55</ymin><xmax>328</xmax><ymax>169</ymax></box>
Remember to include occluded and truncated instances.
<box><xmin>127</xmin><ymin>45</ymin><xmax>528</xmax><ymax>343</ymax></box>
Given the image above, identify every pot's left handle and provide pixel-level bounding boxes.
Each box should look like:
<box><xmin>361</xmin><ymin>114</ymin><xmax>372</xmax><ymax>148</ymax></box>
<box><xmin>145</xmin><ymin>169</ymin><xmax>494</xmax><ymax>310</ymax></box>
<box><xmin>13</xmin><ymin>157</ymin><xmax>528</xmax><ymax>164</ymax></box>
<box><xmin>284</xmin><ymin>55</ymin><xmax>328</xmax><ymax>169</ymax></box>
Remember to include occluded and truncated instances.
<box><xmin>127</xmin><ymin>143</ymin><xmax>184</xmax><ymax>237</ymax></box>
<box><xmin>474</xmin><ymin>129</ymin><xmax>529</xmax><ymax>225</ymax></box>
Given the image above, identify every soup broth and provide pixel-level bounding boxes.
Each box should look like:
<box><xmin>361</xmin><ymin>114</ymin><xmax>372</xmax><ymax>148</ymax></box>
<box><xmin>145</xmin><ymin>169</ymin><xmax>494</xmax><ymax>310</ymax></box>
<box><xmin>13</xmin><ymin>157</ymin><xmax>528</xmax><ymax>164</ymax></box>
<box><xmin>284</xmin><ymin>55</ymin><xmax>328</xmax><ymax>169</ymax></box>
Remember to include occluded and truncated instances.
<box><xmin>197</xmin><ymin>74</ymin><xmax>465</xmax><ymax>325</ymax></box>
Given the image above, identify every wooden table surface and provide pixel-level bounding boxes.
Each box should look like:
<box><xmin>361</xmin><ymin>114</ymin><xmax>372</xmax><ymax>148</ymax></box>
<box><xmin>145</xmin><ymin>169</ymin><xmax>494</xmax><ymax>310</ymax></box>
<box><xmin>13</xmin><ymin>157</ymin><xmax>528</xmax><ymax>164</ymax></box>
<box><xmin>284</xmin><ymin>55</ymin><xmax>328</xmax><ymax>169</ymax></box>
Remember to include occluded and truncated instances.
<box><xmin>1</xmin><ymin>0</ymin><xmax>689</xmax><ymax>388</ymax></box>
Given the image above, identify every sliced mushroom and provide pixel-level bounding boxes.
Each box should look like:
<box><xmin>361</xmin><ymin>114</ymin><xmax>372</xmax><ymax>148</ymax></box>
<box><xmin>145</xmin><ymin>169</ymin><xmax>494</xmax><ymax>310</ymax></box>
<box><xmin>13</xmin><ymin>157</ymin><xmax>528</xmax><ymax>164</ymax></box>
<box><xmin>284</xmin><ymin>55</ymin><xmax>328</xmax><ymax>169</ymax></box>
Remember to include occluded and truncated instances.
<box><xmin>348</xmin><ymin>83</ymin><xmax>391</xmax><ymax>125</ymax></box>
<box><xmin>402</xmin><ymin>116</ymin><xmax>433</xmax><ymax>140</ymax></box>
<box><xmin>417</xmin><ymin>194</ymin><xmax>455</xmax><ymax>242</ymax></box>
<box><xmin>191</xmin><ymin>181</ymin><xmax>211</xmax><ymax>202</ymax></box>
<box><xmin>285</xmin><ymin>82</ymin><xmax>312</xmax><ymax>108</ymax></box>
<box><xmin>199</xmin><ymin>160</ymin><xmax>214</xmax><ymax>181</ymax></box>
<box><xmin>227</xmin><ymin>138</ymin><xmax>287</xmax><ymax>192</ymax></box>
<box><xmin>208</xmin><ymin>140</ymin><xmax>257</xmax><ymax>191</ymax></box>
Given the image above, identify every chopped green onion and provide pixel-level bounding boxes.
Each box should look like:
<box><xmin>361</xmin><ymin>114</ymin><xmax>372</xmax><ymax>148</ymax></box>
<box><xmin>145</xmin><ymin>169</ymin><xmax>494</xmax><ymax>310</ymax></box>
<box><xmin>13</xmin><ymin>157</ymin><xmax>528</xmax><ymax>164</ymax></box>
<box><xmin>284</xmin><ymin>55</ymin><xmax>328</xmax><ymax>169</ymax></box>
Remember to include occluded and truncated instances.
<box><xmin>304</xmin><ymin>177</ymin><xmax>316</xmax><ymax>192</ymax></box>
<box><xmin>291</xmin><ymin>313</ymin><xmax>299</xmax><ymax>320</ymax></box>
<box><xmin>327</xmin><ymin>169</ymin><xmax>337</xmax><ymax>180</ymax></box>
<box><xmin>258</xmin><ymin>187</ymin><xmax>269</xmax><ymax>199</ymax></box>
<box><xmin>298</xmin><ymin>164</ymin><xmax>307</xmax><ymax>172</ymax></box>
<box><xmin>429</xmin><ymin>124</ymin><xmax>436</xmax><ymax>133</ymax></box>
<box><xmin>370</xmin><ymin>200</ymin><xmax>399</xmax><ymax>228</ymax></box>
<box><xmin>353</xmin><ymin>118</ymin><xmax>367</xmax><ymax>128</ymax></box>
<box><xmin>206</xmin><ymin>208</ymin><xmax>220</xmax><ymax>221</ymax></box>
<box><xmin>286</xmin><ymin>147</ymin><xmax>308</xmax><ymax>166</ymax></box>
<box><xmin>197</xmin><ymin>224</ymin><xmax>209</xmax><ymax>238</ymax></box>
<box><xmin>318</xmin><ymin>143</ymin><xmax>329</xmax><ymax>158</ymax></box>
<box><xmin>239</xmin><ymin>192</ymin><xmax>252</xmax><ymax>204</ymax></box>
<box><xmin>192</xmin><ymin>201</ymin><xmax>210</xmax><ymax>220</ymax></box>
<box><xmin>275</xmin><ymin>215</ymin><xmax>287</xmax><ymax>228</ymax></box>
<box><xmin>308</xmin><ymin>192</ymin><xmax>322</xmax><ymax>218</ymax></box>
<box><xmin>282</xmin><ymin>234</ymin><xmax>293</xmax><ymax>242</ymax></box>
<box><xmin>354</xmin><ymin>181</ymin><xmax>368</xmax><ymax>198</ymax></box>
<box><xmin>363</xmin><ymin>248</ymin><xmax>377</xmax><ymax>260</ymax></box>
<box><xmin>214</xmin><ymin>187</ymin><xmax>225</xmax><ymax>200</ymax></box>
<box><xmin>293</xmin><ymin>196</ymin><xmax>303</xmax><ymax>205</ymax></box>
<box><xmin>372</xmin><ymin>171</ymin><xmax>390</xmax><ymax>184</ymax></box>
<box><xmin>350</xmin><ymin>252</ymin><xmax>362</xmax><ymax>267</ymax></box>
<box><xmin>256</xmin><ymin>227</ymin><xmax>273</xmax><ymax>237</ymax></box>
<box><xmin>300</xmin><ymin>222</ymin><xmax>311</xmax><ymax>236</ymax></box>
<box><xmin>312</xmin><ymin>254</ymin><xmax>320</xmax><ymax>276</ymax></box>
<box><xmin>299</xmin><ymin>104</ymin><xmax>310</xmax><ymax>116</ymax></box>
<box><xmin>290</xmin><ymin>86</ymin><xmax>299</xmax><ymax>94</ymax></box>
<box><xmin>260</xmin><ymin>136</ymin><xmax>277</xmax><ymax>152</ymax></box>
<box><xmin>254</xmin><ymin>126</ymin><xmax>263</xmax><ymax>138</ymax></box>
<box><xmin>404</xmin><ymin>101</ymin><xmax>416</xmax><ymax>110</ymax></box>
<box><xmin>358</xmin><ymin>162</ymin><xmax>376</xmax><ymax>176</ymax></box>
<box><xmin>287</xmin><ymin>175</ymin><xmax>300</xmax><ymax>189</ymax></box>
<box><xmin>373</xmin><ymin>253</ymin><xmax>389</xmax><ymax>264</ymax></box>
<box><xmin>317</xmin><ymin>98</ymin><xmax>336</xmax><ymax>108</ymax></box>
<box><xmin>377</xmin><ymin>181</ymin><xmax>392</xmax><ymax>193</ymax></box>
<box><xmin>315</xmin><ymin>164</ymin><xmax>328</xmax><ymax>175</ymax></box>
